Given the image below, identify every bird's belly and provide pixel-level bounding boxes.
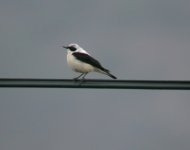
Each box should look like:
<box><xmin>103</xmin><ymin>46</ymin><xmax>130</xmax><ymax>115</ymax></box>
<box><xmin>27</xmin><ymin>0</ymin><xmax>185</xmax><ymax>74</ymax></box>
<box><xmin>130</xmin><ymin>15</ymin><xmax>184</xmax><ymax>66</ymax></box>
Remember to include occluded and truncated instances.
<box><xmin>67</xmin><ymin>55</ymin><xmax>94</xmax><ymax>73</ymax></box>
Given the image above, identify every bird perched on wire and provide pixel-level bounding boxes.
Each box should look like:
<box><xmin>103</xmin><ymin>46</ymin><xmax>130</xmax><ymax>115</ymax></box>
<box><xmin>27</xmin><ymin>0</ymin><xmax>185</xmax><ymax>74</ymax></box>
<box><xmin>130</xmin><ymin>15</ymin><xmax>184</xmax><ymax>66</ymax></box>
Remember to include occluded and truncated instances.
<box><xmin>62</xmin><ymin>43</ymin><xmax>117</xmax><ymax>80</ymax></box>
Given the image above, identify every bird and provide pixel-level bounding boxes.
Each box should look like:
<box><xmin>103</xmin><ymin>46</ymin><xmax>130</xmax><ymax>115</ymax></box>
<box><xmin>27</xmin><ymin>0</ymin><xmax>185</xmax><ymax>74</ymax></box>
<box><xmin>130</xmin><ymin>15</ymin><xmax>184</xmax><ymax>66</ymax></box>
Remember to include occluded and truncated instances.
<box><xmin>62</xmin><ymin>43</ymin><xmax>117</xmax><ymax>80</ymax></box>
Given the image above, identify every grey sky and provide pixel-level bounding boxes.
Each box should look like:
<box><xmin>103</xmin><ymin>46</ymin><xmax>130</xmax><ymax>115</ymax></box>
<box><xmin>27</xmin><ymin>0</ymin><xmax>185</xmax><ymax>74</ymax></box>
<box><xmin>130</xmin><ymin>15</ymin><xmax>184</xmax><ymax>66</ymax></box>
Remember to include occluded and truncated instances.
<box><xmin>0</xmin><ymin>0</ymin><xmax>190</xmax><ymax>150</ymax></box>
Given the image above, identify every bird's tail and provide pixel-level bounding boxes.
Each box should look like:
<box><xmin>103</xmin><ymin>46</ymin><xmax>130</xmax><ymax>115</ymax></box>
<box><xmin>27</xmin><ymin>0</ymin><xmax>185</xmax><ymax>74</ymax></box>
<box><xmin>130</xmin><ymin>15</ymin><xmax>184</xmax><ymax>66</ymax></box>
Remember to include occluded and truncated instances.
<box><xmin>99</xmin><ymin>68</ymin><xmax>117</xmax><ymax>79</ymax></box>
<box><xmin>106</xmin><ymin>72</ymin><xmax>117</xmax><ymax>79</ymax></box>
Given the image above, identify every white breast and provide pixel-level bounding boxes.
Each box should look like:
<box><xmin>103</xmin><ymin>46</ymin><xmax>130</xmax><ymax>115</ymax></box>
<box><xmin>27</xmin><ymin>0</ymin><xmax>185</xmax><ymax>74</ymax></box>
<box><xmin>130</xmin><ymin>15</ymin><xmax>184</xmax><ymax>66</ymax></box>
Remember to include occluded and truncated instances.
<box><xmin>67</xmin><ymin>51</ymin><xmax>95</xmax><ymax>73</ymax></box>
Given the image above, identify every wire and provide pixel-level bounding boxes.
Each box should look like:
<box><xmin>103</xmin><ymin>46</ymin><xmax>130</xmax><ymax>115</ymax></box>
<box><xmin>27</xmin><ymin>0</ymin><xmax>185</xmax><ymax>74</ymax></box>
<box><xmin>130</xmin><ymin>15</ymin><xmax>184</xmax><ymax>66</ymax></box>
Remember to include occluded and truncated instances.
<box><xmin>0</xmin><ymin>78</ymin><xmax>190</xmax><ymax>90</ymax></box>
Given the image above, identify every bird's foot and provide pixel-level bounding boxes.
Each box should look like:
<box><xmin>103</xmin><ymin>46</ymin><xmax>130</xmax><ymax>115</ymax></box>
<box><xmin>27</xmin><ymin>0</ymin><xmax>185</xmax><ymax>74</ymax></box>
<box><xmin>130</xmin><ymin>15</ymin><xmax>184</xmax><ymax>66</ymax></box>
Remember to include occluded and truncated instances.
<box><xmin>73</xmin><ymin>77</ymin><xmax>79</xmax><ymax>81</ymax></box>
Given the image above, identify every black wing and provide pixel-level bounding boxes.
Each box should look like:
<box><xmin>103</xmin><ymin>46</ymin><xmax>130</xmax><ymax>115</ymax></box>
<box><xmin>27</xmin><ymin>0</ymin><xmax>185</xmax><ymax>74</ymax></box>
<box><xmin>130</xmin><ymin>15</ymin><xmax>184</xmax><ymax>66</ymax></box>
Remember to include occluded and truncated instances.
<box><xmin>72</xmin><ymin>52</ymin><xmax>109</xmax><ymax>72</ymax></box>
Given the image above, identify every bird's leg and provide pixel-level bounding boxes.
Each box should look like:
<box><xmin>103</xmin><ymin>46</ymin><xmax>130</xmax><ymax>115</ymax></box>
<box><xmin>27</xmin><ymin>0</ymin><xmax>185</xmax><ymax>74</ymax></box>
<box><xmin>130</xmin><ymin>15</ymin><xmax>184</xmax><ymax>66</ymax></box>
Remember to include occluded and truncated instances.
<box><xmin>78</xmin><ymin>73</ymin><xmax>88</xmax><ymax>84</ymax></box>
<box><xmin>81</xmin><ymin>73</ymin><xmax>88</xmax><ymax>81</ymax></box>
<box><xmin>82</xmin><ymin>73</ymin><xmax>88</xmax><ymax>79</ymax></box>
<box><xmin>73</xmin><ymin>73</ymin><xmax>84</xmax><ymax>81</ymax></box>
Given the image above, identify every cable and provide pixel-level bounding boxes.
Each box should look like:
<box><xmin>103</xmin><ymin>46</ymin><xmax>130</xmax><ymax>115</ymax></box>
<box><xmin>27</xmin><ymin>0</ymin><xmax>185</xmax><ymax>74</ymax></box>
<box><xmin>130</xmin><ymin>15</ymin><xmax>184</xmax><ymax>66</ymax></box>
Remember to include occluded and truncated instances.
<box><xmin>0</xmin><ymin>78</ymin><xmax>190</xmax><ymax>90</ymax></box>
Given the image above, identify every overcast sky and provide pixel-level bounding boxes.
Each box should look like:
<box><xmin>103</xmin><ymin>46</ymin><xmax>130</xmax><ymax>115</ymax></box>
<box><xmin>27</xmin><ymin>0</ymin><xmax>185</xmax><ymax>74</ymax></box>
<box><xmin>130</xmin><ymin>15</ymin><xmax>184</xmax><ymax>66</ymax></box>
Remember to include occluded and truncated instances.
<box><xmin>0</xmin><ymin>0</ymin><xmax>190</xmax><ymax>150</ymax></box>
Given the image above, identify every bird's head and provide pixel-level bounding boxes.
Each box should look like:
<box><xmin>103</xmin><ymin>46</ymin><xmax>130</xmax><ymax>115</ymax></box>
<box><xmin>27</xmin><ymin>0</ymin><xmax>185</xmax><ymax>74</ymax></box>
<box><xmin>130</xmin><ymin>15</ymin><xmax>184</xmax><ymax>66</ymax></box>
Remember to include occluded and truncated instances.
<box><xmin>62</xmin><ymin>43</ymin><xmax>80</xmax><ymax>52</ymax></box>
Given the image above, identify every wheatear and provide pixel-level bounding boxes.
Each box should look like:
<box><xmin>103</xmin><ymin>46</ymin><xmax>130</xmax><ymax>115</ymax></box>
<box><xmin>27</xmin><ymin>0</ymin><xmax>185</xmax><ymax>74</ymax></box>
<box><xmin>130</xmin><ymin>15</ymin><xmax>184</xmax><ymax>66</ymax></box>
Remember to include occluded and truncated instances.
<box><xmin>63</xmin><ymin>43</ymin><xmax>117</xmax><ymax>80</ymax></box>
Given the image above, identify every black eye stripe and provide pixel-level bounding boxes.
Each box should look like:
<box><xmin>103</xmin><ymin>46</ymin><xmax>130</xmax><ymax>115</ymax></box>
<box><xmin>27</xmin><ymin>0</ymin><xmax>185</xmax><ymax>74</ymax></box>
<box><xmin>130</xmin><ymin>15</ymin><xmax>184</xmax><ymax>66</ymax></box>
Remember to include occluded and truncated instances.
<box><xmin>69</xmin><ymin>46</ymin><xmax>77</xmax><ymax>51</ymax></box>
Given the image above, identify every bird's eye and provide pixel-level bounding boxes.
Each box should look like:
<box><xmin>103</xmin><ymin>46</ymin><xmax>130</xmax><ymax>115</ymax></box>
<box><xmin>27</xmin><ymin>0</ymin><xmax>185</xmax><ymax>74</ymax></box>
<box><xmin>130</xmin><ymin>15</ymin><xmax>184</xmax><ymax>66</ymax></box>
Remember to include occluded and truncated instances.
<box><xmin>69</xmin><ymin>46</ymin><xmax>77</xmax><ymax>51</ymax></box>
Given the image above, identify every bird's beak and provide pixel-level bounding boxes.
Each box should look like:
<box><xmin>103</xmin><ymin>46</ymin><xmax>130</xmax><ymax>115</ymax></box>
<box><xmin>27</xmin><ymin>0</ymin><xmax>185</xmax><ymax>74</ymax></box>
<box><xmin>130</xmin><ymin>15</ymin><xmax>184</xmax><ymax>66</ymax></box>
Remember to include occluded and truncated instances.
<box><xmin>62</xmin><ymin>46</ymin><xmax>68</xmax><ymax>49</ymax></box>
